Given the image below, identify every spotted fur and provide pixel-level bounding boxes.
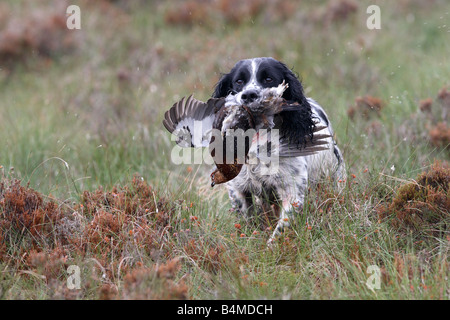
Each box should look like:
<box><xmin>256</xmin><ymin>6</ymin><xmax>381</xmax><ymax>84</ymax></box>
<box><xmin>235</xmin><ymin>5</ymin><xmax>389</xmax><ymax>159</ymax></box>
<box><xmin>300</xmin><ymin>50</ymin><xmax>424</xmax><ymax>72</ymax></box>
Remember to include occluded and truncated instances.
<box><xmin>213</xmin><ymin>57</ymin><xmax>346</xmax><ymax>244</ymax></box>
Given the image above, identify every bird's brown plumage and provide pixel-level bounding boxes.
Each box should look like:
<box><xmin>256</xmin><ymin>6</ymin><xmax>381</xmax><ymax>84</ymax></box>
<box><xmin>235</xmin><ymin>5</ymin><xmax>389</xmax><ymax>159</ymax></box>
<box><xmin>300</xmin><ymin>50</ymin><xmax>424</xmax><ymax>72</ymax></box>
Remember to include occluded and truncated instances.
<box><xmin>209</xmin><ymin>104</ymin><xmax>255</xmax><ymax>186</ymax></box>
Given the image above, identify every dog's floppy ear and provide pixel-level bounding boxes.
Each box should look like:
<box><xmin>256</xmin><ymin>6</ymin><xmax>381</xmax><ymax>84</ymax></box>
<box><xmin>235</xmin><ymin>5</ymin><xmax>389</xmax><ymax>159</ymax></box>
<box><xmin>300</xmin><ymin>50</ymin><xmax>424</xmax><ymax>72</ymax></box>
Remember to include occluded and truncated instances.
<box><xmin>276</xmin><ymin>61</ymin><xmax>315</xmax><ymax>145</ymax></box>
<box><xmin>278</xmin><ymin>62</ymin><xmax>306</xmax><ymax>104</ymax></box>
<box><xmin>212</xmin><ymin>72</ymin><xmax>232</xmax><ymax>98</ymax></box>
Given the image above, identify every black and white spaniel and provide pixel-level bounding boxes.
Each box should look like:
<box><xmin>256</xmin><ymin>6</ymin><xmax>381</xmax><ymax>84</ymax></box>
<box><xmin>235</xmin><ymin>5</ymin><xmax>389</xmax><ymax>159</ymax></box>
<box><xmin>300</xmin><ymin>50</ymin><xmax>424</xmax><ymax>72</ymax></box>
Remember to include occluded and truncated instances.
<box><xmin>212</xmin><ymin>57</ymin><xmax>345</xmax><ymax>242</ymax></box>
<box><xmin>164</xmin><ymin>57</ymin><xmax>346</xmax><ymax>244</ymax></box>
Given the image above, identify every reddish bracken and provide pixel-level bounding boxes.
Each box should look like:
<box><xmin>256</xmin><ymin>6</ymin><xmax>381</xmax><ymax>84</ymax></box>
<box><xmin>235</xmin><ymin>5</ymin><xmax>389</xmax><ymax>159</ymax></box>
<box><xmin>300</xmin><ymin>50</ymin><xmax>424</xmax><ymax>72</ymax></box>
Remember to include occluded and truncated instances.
<box><xmin>429</xmin><ymin>122</ymin><xmax>450</xmax><ymax>149</ymax></box>
<box><xmin>437</xmin><ymin>86</ymin><xmax>450</xmax><ymax>108</ymax></box>
<box><xmin>184</xmin><ymin>239</ymin><xmax>226</xmax><ymax>273</ymax></box>
<box><xmin>72</xmin><ymin>175</ymin><xmax>177</xmax><ymax>279</ymax></box>
<box><xmin>419</xmin><ymin>98</ymin><xmax>433</xmax><ymax>113</ymax></box>
<box><xmin>28</xmin><ymin>248</ymin><xmax>68</xmax><ymax>281</ymax></box>
<box><xmin>0</xmin><ymin>179</ymin><xmax>64</xmax><ymax>246</ymax></box>
<box><xmin>121</xmin><ymin>258</ymin><xmax>188</xmax><ymax>299</ymax></box>
<box><xmin>0</xmin><ymin>174</ymin><xmax>185</xmax><ymax>299</ymax></box>
<box><xmin>323</xmin><ymin>0</ymin><xmax>358</xmax><ymax>23</ymax></box>
<box><xmin>164</xmin><ymin>0</ymin><xmax>295</xmax><ymax>27</ymax></box>
<box><xmin>0</xmin><ymin>4</ymin><xmax>78</xmax><ymax>70</ymax></box>
<box><xmin>377</xmin><ymin>160</ymin><xmax>450</xmax><ymax>241</ymax></box>
<box><xmin>348</xmin><ymin>95</ymin><xmax>384</xmax><ymax>120</ymax></box>
<box><xmin>183</xmin><ymin>238</ymin><xmax>248</xmax><ymax>274</ymax></box>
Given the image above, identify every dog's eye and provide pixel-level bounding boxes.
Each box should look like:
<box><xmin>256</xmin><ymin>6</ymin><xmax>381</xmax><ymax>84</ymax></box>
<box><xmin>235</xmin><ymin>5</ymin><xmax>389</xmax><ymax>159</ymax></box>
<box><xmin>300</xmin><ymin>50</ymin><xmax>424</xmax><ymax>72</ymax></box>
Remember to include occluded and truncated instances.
<box><xmin>236</xmin><ymin>79</ymin><xmax>244</xmax><ymax>85</ymax></box>
<box><xmin>264</xmin><ymin>77</ymin><xmax>273</xmax><ymax>83</ymax></box>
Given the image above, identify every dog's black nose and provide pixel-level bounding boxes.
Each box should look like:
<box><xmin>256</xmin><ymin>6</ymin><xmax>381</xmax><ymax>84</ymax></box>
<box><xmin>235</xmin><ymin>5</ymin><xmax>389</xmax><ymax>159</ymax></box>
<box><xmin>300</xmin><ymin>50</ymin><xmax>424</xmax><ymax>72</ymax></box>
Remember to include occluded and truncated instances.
<box><xmin>241</xmin><ymin>90</ymin><xmax>259</xmax><ymax>103</ymax></box>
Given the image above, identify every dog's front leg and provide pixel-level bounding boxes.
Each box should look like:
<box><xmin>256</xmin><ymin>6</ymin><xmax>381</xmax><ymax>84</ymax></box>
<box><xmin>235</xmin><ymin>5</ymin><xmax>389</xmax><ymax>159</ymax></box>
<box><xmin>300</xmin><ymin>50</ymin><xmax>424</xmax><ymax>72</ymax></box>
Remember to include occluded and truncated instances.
<box><xmin>227</xmin><ymin>185</ymin><xmax>254</xmax><ymax>218</ymax></box>
<box><xmin>267</xmin><ymin>168</ymin><xmax>308</xmax><ymax>245</ymax></box>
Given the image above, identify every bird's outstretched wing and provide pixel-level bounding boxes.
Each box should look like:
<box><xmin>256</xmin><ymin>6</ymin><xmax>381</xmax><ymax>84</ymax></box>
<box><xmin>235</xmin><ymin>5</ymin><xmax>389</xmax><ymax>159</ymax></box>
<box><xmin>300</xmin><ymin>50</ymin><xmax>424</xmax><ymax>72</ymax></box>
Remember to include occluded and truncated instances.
<box><xmin>163</xmin><ymin>95</ymin><xmax>225</xmax><ymax>147</ymax></box>
<box><xmin>163</xmin><ymin>95</ymin><xmax>331</xmax><ymax>156</ymax></box>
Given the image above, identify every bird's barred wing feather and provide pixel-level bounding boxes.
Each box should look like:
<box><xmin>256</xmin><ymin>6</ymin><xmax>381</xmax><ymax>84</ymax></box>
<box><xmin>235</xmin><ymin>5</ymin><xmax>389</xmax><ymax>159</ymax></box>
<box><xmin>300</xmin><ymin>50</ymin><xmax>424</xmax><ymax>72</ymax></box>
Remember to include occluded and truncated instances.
<box><xmin>256</xmin><ymin>125</ymin><xmax>331</xmax><ymax>161</ymax></box>
<box><xmin>163</xmin><ymin>95</ymin><xmax>225</xmax><ymax>147</ymax></box>
<box><xmin>278</xmin><ymin>125</ymin><xmax>331</xmax><ymax>157</ymax></box>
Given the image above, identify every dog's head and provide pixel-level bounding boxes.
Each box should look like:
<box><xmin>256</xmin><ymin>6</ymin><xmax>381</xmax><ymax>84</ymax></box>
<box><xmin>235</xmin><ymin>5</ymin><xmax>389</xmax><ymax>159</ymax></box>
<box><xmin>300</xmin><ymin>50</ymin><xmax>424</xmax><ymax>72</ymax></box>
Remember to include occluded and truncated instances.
<box><xmin>213</xmin><ymin>57</ymin><xmax>314</xmax><ymax>146</ymax></box>
<box><xmin>213</xmin><ymin>57</ymin><xmax>307</xmax><ymax>105</ymax></box>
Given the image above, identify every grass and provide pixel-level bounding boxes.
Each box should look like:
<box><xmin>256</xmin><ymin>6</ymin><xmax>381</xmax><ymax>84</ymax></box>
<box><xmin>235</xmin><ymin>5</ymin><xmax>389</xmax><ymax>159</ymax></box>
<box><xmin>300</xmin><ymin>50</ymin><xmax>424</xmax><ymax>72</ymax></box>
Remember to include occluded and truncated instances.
<box><xmin>0</xmin><ymin>0</ymin><xmax>449</xmax><ymax>300</ymax></box>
